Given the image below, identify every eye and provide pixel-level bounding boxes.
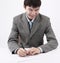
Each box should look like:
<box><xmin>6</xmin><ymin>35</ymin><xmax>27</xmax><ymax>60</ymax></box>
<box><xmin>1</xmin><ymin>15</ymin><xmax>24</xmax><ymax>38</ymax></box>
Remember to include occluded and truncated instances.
<box><xmin>35</xmin><ymin>9</ymin><xmax>39</xmax><ymax>11</ymax></box>
<box><xmin>29</xmin><ymin>8</ymin><xmax>33</xmax><ymax>11</ymax></box>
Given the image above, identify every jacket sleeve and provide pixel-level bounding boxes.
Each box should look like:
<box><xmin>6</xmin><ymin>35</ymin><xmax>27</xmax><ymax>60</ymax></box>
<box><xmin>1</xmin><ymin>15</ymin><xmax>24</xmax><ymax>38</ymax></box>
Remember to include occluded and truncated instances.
<box><xmin>40</xmin><ymin>18</ymin><xmax>58</xmax><ymax>53</ymax></box>
<box><xmin>7</xmin><ymin>18</ymin><xmax>20</xmax><ymax>54</ymax></box>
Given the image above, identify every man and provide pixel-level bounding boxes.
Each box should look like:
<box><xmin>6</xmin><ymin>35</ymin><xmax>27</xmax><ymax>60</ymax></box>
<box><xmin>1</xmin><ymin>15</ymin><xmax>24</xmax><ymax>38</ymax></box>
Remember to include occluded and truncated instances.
<box><xmin>8</xmin><ymin>0</ymin><xmax>58</xmax><ymax>57</ymax></box>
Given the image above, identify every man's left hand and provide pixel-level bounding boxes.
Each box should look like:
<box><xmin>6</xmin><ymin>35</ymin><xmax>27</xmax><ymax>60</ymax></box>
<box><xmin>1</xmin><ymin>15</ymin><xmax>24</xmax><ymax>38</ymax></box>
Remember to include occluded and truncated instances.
<box><xmin>27</xmin><ymin>47</ymin><xmax>41</xmax><ymax>55</ymax></box>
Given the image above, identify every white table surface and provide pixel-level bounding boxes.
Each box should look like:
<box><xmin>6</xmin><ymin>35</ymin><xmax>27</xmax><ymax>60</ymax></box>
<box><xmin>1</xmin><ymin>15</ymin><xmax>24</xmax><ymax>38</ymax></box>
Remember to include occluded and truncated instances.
<box><xmin>0</xmin><ymin>47</ymin><xmax>60</xmax><ymax>63</ymax></box>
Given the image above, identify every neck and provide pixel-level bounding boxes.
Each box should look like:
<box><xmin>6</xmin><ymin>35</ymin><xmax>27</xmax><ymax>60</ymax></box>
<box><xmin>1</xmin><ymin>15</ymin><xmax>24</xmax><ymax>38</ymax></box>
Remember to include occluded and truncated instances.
<box><xmin>28</xmin><ymin>17</ymin><xmax>32</xmax><ymax>21</ymax></box>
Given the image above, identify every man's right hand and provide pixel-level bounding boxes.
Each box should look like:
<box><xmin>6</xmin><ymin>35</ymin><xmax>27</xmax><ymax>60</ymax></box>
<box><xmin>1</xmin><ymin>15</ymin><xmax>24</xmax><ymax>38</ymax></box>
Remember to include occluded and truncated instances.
<box><xmin>17</xmin><ymin>48</ymin><xmax>27</xmax><ymax>57</ymax></box>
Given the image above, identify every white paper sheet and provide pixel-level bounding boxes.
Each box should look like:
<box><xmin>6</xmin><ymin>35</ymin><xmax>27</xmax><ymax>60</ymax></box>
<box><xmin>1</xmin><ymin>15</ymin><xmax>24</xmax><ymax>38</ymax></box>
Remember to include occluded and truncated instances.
<box><xmin>0</xmin><ymin>48</ymin><xmax>59</xmax><ymax>63</ymax></box>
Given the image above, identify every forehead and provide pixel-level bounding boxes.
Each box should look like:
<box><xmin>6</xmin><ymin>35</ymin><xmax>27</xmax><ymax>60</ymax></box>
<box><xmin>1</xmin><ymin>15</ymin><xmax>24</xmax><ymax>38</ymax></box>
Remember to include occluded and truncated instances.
<box><xmin>26</xmin><ymin>6</ymin><xmax>40</xmax><ymax>9</ymax></box>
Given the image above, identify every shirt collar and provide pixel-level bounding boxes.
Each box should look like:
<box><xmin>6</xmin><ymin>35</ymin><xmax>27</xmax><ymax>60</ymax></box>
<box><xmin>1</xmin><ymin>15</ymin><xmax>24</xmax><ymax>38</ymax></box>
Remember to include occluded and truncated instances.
<box><xmin>26</xmin><ymin>14</ymin><xmax>35</xmax><ymax>23</ymax></box>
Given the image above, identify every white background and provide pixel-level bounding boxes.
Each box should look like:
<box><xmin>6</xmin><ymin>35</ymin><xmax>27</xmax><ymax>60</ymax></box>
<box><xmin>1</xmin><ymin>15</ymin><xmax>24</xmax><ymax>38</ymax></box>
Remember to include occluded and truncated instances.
<box><xmin>0</xmin><ymin>0</ymin><xmax>60</xmax><ymax>63</ymax></box>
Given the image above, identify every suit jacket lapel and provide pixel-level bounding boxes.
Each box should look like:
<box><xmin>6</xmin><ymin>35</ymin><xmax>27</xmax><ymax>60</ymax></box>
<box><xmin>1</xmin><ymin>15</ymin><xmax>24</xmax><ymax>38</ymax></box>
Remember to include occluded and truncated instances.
<box><xmin>21</xmin><ymin>13</ymin><xmax>30</xmax><ymax>36</ymax></box>
<box><xmin>21</xmin><ymin>13</ymin><xmax>42</xmax><ymax>40</ymax></box>
<box><xmin>30</xmin><ymin>14</ymin><xmax>42</xmax><ymax>38</ymax></box>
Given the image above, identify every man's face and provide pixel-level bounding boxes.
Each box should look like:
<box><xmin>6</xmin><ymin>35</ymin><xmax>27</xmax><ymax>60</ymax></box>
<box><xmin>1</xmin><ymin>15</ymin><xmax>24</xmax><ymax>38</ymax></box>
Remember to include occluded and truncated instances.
<box><xmin>25</xmin><ymin>6</ymin><xmax>40</xmax><ymax>19</ymax></box>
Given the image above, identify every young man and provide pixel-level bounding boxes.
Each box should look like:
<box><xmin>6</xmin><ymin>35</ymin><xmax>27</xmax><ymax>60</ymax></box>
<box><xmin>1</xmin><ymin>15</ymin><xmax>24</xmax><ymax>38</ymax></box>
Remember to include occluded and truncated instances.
<box><xmin>8</xmin><ymin>0</ymin><xmax>58</xmax><ymax>57</ymax></box>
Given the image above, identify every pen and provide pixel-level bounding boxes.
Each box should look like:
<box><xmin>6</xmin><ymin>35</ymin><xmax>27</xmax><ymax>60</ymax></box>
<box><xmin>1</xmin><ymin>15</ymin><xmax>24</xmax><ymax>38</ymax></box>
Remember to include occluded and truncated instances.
<box><xmin>21</xmin><ymin>43</ymin><xmax>26</xmax><ymax>51</ymax></box>
<box><xmin>21</xmin><ymin>43</ymin><xmax>29</xmax><ymax>55</ymax></box>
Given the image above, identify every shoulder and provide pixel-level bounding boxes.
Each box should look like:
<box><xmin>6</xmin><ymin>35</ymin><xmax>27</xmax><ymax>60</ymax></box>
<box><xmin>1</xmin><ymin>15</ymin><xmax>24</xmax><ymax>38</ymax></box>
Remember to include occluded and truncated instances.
<box><xmin>39</xmin><ymin>13</ymin><xmax>51</xmax><ymax>24</ymax></box>
<box><xmin>13</xmin><ymin>13</ymin><xmax>24</xmax><ymax>23</ymax></box>
<box><xmin>40</xmin><ymin>14</ymin><xmax>50</xmax><ymax>21</ymax></box>
<box><xmin>39</xmin><ymin>14</ymin><xmax>51</xmax><ymax>27</ymax></box>
<box><xmin>13</xmin><ymin>13</ymin><xmax>24</xmax><ymax>20</ymax></box>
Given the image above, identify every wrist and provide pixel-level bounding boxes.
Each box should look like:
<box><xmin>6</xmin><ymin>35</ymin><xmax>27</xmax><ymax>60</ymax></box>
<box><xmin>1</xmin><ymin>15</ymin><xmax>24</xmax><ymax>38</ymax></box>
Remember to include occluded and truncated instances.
<box><xmin>38</xmin><ymin>47</ymin><xmax>43</xmax><ymax>53</ymax></box>
<box><xmin>15</xmin><ymin>48</ymin><xmax>19</xmax><ymax>54</ymax></box>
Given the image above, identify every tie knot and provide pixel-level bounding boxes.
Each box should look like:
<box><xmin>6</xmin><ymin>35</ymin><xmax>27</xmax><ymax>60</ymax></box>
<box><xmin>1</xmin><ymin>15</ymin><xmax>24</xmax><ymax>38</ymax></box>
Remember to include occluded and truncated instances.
<box><xmin>29</xmin><ymin>21</ymin><xmax>33</xmax><ymax>29</ymax></box>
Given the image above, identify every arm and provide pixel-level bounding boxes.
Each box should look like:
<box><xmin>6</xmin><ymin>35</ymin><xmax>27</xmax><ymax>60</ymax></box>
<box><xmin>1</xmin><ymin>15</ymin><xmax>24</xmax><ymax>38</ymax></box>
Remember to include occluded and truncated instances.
<box><xmin>40</xmin><ymin>19</ymin><xmax>58</xmax><ymax>53</ymax></box>
<box><xmin>8</xmin><ymin>18</ymin><xmax>20</xmax><ymax>54</ymax></box>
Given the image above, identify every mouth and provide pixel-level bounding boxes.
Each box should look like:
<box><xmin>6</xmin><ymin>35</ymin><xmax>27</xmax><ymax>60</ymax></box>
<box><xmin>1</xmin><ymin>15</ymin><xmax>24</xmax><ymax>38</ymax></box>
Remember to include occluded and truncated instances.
<box><xmin>29</xmin><ymin>15</ymin><xmax>36</xmax><ymax>19</ymax></box>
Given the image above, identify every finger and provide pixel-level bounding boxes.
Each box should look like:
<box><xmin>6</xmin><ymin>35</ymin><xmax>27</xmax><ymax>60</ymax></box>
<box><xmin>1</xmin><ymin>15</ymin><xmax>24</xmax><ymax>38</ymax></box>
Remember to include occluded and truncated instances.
<box><xmin>19</xmin><ymin>51</ymin><xmax>26</xmax><ymax>57</ymax></box>
<box><xmin>20</xmin><ymin>49</ymin><xmax>27</xmax><ymax>54</ymax></box>
<box><xmin>29</xmin><ymin>50</ymin><xmax>35</xmax><ymax>55</ymax></box>
<box><xmin>26</xmin><ymin>50</ymin><xmax>30</xmax><ymax>55</ymax></box>
<box><xmin>18</xmin><ymin>49</ymin><xmax>27</xmax><ymax>57</ymax></box>
<box><xmin>19</xmin><ymin>53</ymin><xmax>26</xmax><ymax>57</ymax></box>
<box><xmin>31</xmin><ymin>51</ymin><xmax>38</xmax><ymax>55</ymax></box>
<box><xmin>21</xmin><ymin>48</ymin><xmax>27</xmax><ymax>53</ymax></box>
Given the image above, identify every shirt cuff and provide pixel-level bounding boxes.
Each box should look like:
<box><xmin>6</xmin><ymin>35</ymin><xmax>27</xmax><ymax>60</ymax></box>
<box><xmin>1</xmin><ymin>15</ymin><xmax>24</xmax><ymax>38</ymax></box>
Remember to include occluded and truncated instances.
<box><xmin>13</xmin><ymin>48</ymin><xmax>19</xmax><ymax>54</ymax></box>
<box><xmin>38</xmin><ymin>47</ymin><xmax>43</xmax><ymax>53</ymax></box>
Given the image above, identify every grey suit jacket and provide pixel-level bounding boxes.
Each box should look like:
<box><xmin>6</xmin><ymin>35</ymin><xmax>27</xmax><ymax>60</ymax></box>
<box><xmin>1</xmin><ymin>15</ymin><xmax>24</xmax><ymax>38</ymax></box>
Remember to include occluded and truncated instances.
<box><xmin>8</xmin><ymin>13</ymin><xmax>58</xmax><ymax>54</ymax></box>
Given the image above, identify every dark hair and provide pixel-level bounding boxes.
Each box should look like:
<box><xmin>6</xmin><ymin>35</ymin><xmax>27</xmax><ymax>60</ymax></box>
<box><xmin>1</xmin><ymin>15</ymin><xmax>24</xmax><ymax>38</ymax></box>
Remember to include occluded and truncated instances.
<box><xmin>24</xmin><ymin>0</ymin><xmax>41</xmax><ymax>8</ymax></box>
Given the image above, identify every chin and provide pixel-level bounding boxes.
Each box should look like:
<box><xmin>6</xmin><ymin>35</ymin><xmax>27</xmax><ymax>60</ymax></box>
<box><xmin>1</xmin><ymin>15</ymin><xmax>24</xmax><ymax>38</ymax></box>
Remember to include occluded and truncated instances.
<box><xmin>30</xmin><ymin>16</ymin><xmax>35</xmax><ymax>19</ymax></box>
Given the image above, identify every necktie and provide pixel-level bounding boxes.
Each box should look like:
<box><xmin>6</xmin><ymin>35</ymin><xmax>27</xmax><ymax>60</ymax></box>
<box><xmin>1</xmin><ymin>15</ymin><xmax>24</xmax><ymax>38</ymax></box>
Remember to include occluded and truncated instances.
<box><xmin>28</xmin><ymin>21</ymin><xmax>33</xmax><ymax>32</ymax></box>
<box><xmin>30</xmin><ymin>21</ymin><xmax>33</xmax><ymax>29</ymax></box>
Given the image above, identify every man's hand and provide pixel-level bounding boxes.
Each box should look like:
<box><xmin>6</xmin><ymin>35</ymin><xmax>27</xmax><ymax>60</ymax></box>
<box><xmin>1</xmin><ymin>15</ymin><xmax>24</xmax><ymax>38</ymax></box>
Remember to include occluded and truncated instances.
<box><xmin>17</xmin><ymin>47</ymin><xmax>41</xmax><ymax>57</ymax></box>
<box><xmin>27</xmin><ymin>47</ymin><xmax>41</xmax><ymax>55</ymax></box>
<box><xmin>17</xmin><ymin>48</ymin><xmax>27</xmax><ymax>57</ymax></box>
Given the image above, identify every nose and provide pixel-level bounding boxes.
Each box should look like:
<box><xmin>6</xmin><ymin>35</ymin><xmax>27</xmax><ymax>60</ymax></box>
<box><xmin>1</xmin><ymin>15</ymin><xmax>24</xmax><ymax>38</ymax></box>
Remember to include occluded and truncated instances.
<box><xmin>32</xmin><ymin>11</ymin><xmax>37</xmax><ymax>16</ymax></box>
